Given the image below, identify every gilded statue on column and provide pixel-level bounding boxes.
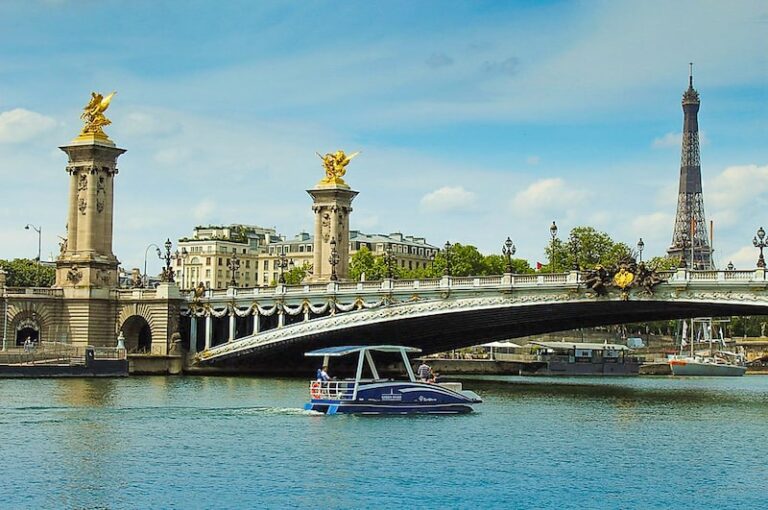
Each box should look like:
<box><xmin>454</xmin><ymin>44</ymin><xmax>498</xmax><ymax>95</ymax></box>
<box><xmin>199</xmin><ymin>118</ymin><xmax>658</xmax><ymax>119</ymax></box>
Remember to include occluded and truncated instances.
<box><xmin>77</xmin><ymin>91</ymin><xmax>116</xmax><ymax>141</ymax></box>
<box><xmin>316</xmin><ymin>149</ymin><xmax>360</xmax><ymax>188</ymax></box>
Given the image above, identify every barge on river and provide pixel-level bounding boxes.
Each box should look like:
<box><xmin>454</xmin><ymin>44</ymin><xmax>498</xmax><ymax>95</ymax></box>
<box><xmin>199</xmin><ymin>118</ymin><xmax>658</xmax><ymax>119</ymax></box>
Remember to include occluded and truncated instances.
<box><xmin>521</xmin><ymin>341</ymin><xmax>641</xmax><ymax>376</ymax></box>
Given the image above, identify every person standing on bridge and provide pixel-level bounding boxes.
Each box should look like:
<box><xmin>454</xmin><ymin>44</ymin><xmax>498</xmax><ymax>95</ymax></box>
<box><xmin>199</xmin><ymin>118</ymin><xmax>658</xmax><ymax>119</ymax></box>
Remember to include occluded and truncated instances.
<box><xmin>417</xmin><ymin>360</ymin><xmax>432</xmax><ymax>382</ymax></box>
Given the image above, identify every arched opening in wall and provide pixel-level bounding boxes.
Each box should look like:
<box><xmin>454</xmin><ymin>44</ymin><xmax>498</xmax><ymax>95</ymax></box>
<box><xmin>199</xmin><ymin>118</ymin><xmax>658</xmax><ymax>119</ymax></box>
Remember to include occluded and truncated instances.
<box><xmin>121</xmin><ymin>315</ymin><xmax>152</xmax><ymax>353</ymax></box>
<box><xmin>15</xmin><ymin>317</ymin><xmax>41</xmax><ymax>346</ymax></box>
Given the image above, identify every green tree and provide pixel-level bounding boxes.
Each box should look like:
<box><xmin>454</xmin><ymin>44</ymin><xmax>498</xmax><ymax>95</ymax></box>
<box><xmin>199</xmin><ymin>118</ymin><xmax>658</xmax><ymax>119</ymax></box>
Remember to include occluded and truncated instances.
<box><xmin>646</xmin><ymin>255</ymin><xmax>679</xmax><ymax>271</ymax></box>
<box><xmin>0</xmin><ymin>258</ymin><xmax>55</xmax><ymax>287</ymax></box>
<box><xmin>545</xmin><ymin>226</ymin><xmax>632</xmax><ymax>271</ymax></box>
<box><xmin>283</xmin><ymin>262</ymin><xmax>312</xmax><ymax>285</ymax></box>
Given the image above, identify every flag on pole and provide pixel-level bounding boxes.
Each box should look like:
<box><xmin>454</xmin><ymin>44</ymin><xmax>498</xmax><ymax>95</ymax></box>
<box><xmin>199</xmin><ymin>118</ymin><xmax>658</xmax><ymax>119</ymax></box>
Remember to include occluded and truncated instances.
<box><xmin>536</xmin><ymin>262</ymin><xmax>543</xmax><ymax>271</ymax></box>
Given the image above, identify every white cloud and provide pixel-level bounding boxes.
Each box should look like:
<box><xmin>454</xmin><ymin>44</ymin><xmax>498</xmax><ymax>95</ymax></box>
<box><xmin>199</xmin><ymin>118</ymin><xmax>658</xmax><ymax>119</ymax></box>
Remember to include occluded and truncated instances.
<box><xmin>708</xmin><ymin>164</ymin><xmax>768</xmax><ymax>210</ymax></box>
<box><xmin>0</xmin><ymin>109</ymin><xmax>56</xmax><ymax>144</ymax></box>
<box><xmin>420</xmin><ymin>186</ymin><xmax>477</xmax><ymax>213</ymax></box>
<box><xmin>723</xmin><ymin>245</ymin><xmax>760</xmax><ymax>270</ymax></box>
<box><xmin>652</xmin><ymin>131</ymin><xmax>709</xmax><ymax>149</ymax></box>
<box><xmin>193</xmin><ymin>200</ymin><xmax>216</xmax><ymax>221</ymax></box>
<box><xmin>511</xmin><ymin>178</ymin><xmax>588</xmax><ymax>216</ymax></box>
<box><xmin>652</xmin><ymin>132</ymin><xmax>680</xmax><ymax>149</ymax></box>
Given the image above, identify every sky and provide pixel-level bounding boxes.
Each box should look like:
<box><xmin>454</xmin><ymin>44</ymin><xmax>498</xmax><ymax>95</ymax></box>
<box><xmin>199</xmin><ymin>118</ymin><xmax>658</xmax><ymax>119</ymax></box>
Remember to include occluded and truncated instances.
<box><xmin>0</xmin><ymin>0</ymin><xmax>766</xmax><ymax>276</ymax></box>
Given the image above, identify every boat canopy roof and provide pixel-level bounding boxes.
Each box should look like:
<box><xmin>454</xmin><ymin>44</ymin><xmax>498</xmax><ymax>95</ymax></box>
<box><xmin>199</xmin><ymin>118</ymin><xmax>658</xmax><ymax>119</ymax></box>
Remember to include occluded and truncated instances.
<box><xmin>528</xmin><ymin>341</ymin><xmax>631</xmax><ymax>351</ymax></box>
<box><xmin>304</xmin><ymin>345</ymin><xmax>422</xmax><ymax>357</ymax></box>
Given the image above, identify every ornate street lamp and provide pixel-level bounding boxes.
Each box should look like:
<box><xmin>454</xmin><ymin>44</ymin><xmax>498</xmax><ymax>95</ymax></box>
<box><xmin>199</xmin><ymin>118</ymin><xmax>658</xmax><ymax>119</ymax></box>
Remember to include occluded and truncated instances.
<box><xmin>753</xmin><ymin>226</ymin><xmax>767</xmax><ymax>269</ymax></box>
<box><xmin>383</xmin><ymin>247</ymin><xmax>396</xmax><ymax>279</ymax></box>
<box><xmin>726</xmin><ymin>261</ymin><xmax>735</xmax><ymax>271</ymax></box>
<box><xmin>328</xmin><ymin>238</ymin><xmax>340</xmax><ymax>281</ymax></box>
<box><xmin>502</xmin><ymin>237</ymin><xmax>516</xmax><ymax>273</ymax></box>
<box><xmin>637</xmin><ymin>238</ymin><xmax>645</xmax><ymax>263</ymax></box>
<box><xmin>443</xmin><ymin>241</ymin><xmax>452</xmax><ymax>276</ymax></box>
<box><xmin>24</xmin><ymin>224</ymin><xmax>42</xmax><ymax>263</ymax></box>
<box><xmin>679</xmin><ymin>233</ymin><xmax>690</xmax><ymax>269</ymax></box>
<box><xmin>569</xmin><ymin>233</ymin><xmax>580</xmax><ymax>271</ymax></box>
<box><xmin>159</xmin><ymin>238</ymin><xmax>174</xmax><ymax>283</ymax></box>
<box><xmin>227</xmin><ymin>252</ymin><xmax>241</xmax><ymax>287</ymax></box>
<box><xmin>276</xmin><ymin>248</ymin><xmax>291</xmax><ymax>284</ymax></box>
<box><xmin>549</xmin><ymin>221</ymin><xmax>558</xmax><ymax>273</ymax></box>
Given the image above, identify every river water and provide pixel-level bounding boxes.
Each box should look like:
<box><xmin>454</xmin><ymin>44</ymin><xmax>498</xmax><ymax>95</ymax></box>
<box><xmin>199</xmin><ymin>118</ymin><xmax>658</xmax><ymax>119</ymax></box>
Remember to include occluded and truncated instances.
<box><xmin>1</xmin><ymin>375</ymin><xmax>766</xmax><ymax>509</ymax></box>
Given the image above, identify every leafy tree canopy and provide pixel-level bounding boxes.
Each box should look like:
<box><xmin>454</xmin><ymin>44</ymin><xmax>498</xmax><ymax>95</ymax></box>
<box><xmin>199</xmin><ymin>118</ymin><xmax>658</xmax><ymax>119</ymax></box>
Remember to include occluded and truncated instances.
<box><xmin>0</xmin><ymin>258</ymin><xmax>55</xmax><ymax>287</ymax></box>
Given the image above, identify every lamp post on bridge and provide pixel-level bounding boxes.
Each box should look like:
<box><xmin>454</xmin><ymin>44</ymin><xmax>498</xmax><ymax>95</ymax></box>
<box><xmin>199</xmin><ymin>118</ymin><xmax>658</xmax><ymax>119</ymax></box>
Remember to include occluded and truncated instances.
<box><xmin>569</xmin><ymin>233</ymin><xmax>580</xmax><ymax>271</ymax></box>
<box><xmin>549</xmin><ymin>221</ymin><xmax>558</xmax><ymax>273</ymax></box>
<box><xmin>276</xmin><ymin>248</ymin><xmax>292</xmax><ymax>284</ymax></box>
<box><xmin>678</xmin><ymin>233</ymin><xmax>690</xmax><ymax>269</ymax></box>
<box><xmin>158</xmin><ymin>238</ymin><xmax>174</xmax><ymax>283</ymax></box>
<box><xmin>383</xmin><ymin>247</ymin><xmax>396</xmax><ymax>279</ymax></box>
<box><xmin>753</xmin><ymin>227</ymin><xmax>767</xmax><ymax>269</ymax></box>
<box><xmin>637</xmin><ymin>238</ymin><xmax>645</xmax><ymax>263</ymax></box>
<box><xmin>726</xmin><ymin>261</ymin><xmax>735</xmax><ymax>271</ymax></box>
<box><xmin>228</xmin><ymin>252</ymin><xmax>241</xmax><ymax>287</ymax></box>
<box><xmin>328</xmin><ymin>237</ymin><xmax>340</xmax><ymax>282</ymax></box>
<box><xmin>25</xmin><ymin>224</ymin><xmax>42</xmax><ymax>263</ymax></box>
<box><xmin>443</xmin><ymin>241</ymin><xmax>452</xmax><ymax>276</ymax></box>
<box><xmin>143</xmin><ymin>243</ymin><xmax>161</xmax><ymax>287</ymax></box>
<box><xmin>502</xmin><ymin>237</ymin><xmax>516</xmax><ymax>273</ymax></box>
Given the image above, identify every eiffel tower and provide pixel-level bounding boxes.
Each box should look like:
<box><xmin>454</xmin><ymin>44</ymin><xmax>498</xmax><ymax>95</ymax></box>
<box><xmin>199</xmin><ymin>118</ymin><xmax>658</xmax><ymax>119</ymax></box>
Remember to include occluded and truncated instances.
<box><xmin>667</xmin><ymin>64</ymin><xmax>714</xmax><ymax>269</ymax></box>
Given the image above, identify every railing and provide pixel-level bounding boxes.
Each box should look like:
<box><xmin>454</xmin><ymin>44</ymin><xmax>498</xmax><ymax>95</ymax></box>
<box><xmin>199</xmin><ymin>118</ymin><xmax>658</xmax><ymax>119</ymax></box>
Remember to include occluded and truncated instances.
<box><xmin>309</xmin><ymin>380</ymin><xmax>355</xmax><ymax>401</ymax></box>
<box><xmin>2</xmin><ymin>287</ymin><xmax>64</xmax><ymax>297</ymax></box>
<box><xmin>184</xmin><ymin>268</ymin><xmax>768</xmax><ymax>305</ymax></box>
<box><xmin>0</xmin><ymin>343</ymin><xmax>126</xmax><ymax>365</ymax></box>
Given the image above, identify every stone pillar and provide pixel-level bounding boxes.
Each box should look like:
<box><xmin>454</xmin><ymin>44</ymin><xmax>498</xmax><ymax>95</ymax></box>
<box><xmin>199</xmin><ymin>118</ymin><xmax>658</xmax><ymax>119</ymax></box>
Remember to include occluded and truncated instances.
<box><xmin>307</xmin><ymin>186</ymin><xmax>358</xmax><ymax>282</ymax></box>
<box><xmin>54</xmin><ymin>132</ymin><xmax>125</xmax><ymax>349</ymax></box>
<box><xmin>204</xmin><ymin>315</ymin><xmax>212</xmax><ymax>350</ymax></box>
<box><xmin>252</xmin><ymin>312</ymin><xmax>260</xmax><ymax>335</ymax></box>
<box><xmin>189</xmin><ymin>316</ymin><xmax>198</xmax><ymax>355</ymax></box>
<box><xmin>56</xmin><ymin>138</ymin><xmax>125</xmax><ymax>290</ymax></box>
<box><xmin>228</xmin><ymin>313</ymin><xmax>235</xmax><ymax>342</ymax></box>
<box><xmin>278</xmin><ymin>309</ymin><xmax>285</xmax><ymax>328</ymax></box>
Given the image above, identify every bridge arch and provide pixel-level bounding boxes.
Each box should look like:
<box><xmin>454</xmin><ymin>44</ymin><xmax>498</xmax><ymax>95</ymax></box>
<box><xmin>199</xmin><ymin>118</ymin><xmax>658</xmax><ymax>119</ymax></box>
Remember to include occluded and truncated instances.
<box><xmin>6</xmin><ymin>302</ymin><xmax>60</xmax><ymax>345</ymax></box>
<box><xmin>120</xmin><ymin>315</ymin><xmax>153</xmax><ymax>352</ymax></box>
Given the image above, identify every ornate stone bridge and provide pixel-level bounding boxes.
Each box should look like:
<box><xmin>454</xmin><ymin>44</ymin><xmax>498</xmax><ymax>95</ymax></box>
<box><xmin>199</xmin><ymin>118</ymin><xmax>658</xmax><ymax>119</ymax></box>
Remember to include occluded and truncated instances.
<box><xmin>185</xmin><ymin>269</ymin><xmax>768</xmax><ymax>369</ymax></box>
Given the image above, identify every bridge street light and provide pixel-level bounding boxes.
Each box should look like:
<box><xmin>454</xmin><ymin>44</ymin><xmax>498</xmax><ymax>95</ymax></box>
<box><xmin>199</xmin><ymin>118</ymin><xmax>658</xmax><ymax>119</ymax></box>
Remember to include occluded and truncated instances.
<box><xmin>443</xmin><ymin>241</ymin><xmax>452</xmax><ymax>276</ymax></box>
<box><xmin>549</xmin><ymin>221</ymin><xmax>558</xmax><ymax>273</ymax></box>
<box><xmin>383</xmin><ymin>247</ymin><xmax>396</xmax><ymax>279</ymax></box>
<box><xmin>276</xmin><ymin>248</ymin><xmax>291</xmax><ymax>284</ymax></box>
<box><xmin>24</xmin><ymin>224</ymin><xmax>42</xmax><ymax>263</ymax></box>
<box><xmin>228</xmin><ymin>252</ymin><xmax>241</xmax><ymax>287</ymax></box>
<box><xmin>726</xmin><ymin>261</ymin><xmax>735</xmax><ymax>271</ymax></box>
<box><xmin>159</xmin><ymin>238</ymin><xmax>175</xmax><ymax>283</ymax></box>
<box><xmin>678</xmin><ymin>233</ymin><xmax>690</xmax><ymax>269</ymax></box>
<box><xmin>328</xmin><ymin>238</ymin><xmax>340</xmax><ymax>282</ymax></box>
<box><xmin>143</xmin><ymin>243</ymin><xmax>161</xmax><ymax>287</ymax></box>
<box><xmin>637</xmin><ymin>238</ymin><xmax>645</xmax><ymax>263</ymax></box>
<box><xmin>569</xmin><ymin>233</ymin><xmax>580</xmax><ymax>271</ymax></box>
<box><xmin>754</xmin><ymin>226</ymin><xmax>767</xmax><ymax>269</ymax></box>
<box><xmin>502</xmin><ymin>237</ymin><xmax>516</xmax><ymax>273</ymax></box>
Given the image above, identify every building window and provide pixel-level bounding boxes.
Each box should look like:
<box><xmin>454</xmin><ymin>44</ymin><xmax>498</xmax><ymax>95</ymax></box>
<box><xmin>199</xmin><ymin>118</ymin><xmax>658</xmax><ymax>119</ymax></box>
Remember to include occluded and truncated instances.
<box><xmin>218</xmin><ymin>258</ymin><xmax>222</xmax><ymax>266</ymax></box>
<box><xmin>206</xmin><ymin>257</ymin><xmax>211</xmax><ymax>265</ymax></box>
<box><xmin>299</xmin><ymin>245</ymin><xmax>304</xmax><ymax>252</ymax></box>
<box><xmin>205</xmin><ymin>269</ymin><xmax>211</xmax><ymax>277</ymax></box>
<box><xmin>263</xmin><ymin>261</ymin><xmax>268</xmax><ymax>269</ymax></box>
<box><xmin>245</xmin><ymin>260</ymin><xmax>250</xmax><ymax>269</ymax></box>
<box><xmin>307</xmin><ymin>245</ymin><xmax>312</xmax><ymax>252</ymax></box>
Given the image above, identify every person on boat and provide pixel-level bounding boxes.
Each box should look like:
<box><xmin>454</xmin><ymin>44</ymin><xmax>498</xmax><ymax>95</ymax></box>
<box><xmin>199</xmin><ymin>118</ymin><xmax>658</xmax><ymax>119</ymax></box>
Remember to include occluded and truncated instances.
<box><xmin>429</xmin><ymin>371</ymin><xmax>440</xmax><ymax>384</ymax></box>
<box><xmin>317</xmin><ymin>365</ymin><xmax>331</xmax><ymax>382</ymax></box>
<box><xmin>417</xmin><ymin>361</ymin><xmax>432</xmax><ymax>382</ymax></box>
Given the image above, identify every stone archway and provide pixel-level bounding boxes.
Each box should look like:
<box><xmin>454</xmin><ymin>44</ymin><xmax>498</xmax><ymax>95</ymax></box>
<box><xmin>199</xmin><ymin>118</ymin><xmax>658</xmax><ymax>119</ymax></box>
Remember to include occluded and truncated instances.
<box><xmin>15</xmin><ymin>317</ymin><xmax>40</xmax><ymax>346</ymax></box>
<box><xmin>121</xmin><ymin>315</ymin><xmax>152</xmax><ymax>352</ymax></box>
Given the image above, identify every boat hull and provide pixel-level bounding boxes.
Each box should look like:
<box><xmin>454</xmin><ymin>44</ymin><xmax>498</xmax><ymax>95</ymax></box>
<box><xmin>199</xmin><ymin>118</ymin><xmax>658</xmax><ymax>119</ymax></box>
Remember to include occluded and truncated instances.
<box><xmin>305</xmin><ymin>381</ymin><xmax>481</xmax><ymax>415</ymax></box>
<box><xmin>669</xmin><ymin>359</ymin><xmax>746</xmax><ymax>376</ymax></box>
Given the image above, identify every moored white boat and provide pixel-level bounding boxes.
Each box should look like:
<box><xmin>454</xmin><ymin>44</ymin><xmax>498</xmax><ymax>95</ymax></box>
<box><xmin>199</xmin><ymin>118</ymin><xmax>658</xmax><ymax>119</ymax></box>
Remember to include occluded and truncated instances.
<box><xmin>669</xmin><ymin>318</ymin><xmax>746</xmax><ymax>377</ymax></box>
<box><xmin>303</xmin><ymin>345</ymin><xmax>482</xmax><ymax>415</ymax></box>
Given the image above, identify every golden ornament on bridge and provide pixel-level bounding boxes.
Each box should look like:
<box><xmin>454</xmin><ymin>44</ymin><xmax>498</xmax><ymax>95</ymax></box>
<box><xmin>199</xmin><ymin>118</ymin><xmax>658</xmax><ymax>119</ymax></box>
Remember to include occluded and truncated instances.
<box><xmin>612</xmin><ymin>268</ymin><xmax>635</xmax><ymax>290</ymax></box>
<box><xmin>76</xmin><ymin>91</ymin><xmax>116</xmax><ymax>142</ymax></box>
<box><xmin>316</xmin><ymin>149</ymin><xmax>360</xmax><ymax>188</ymax></box>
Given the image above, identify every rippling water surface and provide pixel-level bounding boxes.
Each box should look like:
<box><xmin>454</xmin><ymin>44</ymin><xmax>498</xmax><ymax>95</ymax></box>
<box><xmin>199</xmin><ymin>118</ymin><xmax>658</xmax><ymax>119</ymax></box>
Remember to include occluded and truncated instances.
<box><xmin>1</xmin><ymin>375</ymin><xmax>767</xmax><ymax>509</ymax></box>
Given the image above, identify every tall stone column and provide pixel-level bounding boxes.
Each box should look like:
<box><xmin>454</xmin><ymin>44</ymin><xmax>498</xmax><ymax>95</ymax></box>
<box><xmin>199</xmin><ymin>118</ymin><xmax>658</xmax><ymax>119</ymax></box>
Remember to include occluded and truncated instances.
<box><xmin>53</xmin><ymin>103</ymin><xmax>126</xmax><ymax>348</ymax></box>
<box><xmin>307</xmin><ymin>187</ymin><xmax>358</xmax><ymax>281</ymax></box>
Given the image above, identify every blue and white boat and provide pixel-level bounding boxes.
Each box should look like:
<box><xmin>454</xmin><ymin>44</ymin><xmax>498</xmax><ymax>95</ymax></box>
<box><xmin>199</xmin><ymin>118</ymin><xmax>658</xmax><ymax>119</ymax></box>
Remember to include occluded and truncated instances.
<box><xmin>303</xmin><ymin>345</ymin><xmax>482</xmax><ymax>415</ymax></box>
